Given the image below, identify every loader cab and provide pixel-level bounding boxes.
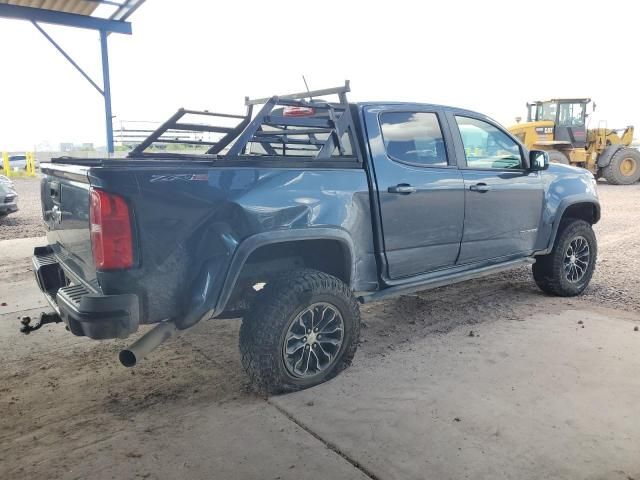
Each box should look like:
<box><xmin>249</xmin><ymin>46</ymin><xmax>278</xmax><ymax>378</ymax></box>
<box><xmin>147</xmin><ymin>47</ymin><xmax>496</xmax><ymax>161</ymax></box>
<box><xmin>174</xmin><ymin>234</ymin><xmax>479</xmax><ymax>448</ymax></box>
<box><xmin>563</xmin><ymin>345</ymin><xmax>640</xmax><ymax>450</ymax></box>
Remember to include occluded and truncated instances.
<box><xmin>528</xmin><ymin>98</ymin><xmax>590</xmax><ymax>148</ymax></box>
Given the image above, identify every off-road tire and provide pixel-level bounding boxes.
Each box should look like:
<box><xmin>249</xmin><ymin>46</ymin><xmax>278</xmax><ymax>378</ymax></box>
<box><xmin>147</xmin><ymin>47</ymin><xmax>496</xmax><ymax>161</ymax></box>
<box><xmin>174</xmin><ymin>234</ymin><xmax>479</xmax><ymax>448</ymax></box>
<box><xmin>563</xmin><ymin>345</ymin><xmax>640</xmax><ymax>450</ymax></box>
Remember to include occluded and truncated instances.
<box><xmin>601</xmin><ymin>147</ymin><xmax>640</xmax><ymax>185</ymax></box>
<box><xmin>532</xmin><ymin>219</ymin><xmax>597</xmax><ymax>296</ymax></box>
<box><xmin>548</xmin><ymin>150</ymin><xmax>570</xmax><ymax>165</ymax></box>
<box><xmin>239</xmin><ymin>269</ymin><xmax>360</xmax><ymax>394</ymax></box>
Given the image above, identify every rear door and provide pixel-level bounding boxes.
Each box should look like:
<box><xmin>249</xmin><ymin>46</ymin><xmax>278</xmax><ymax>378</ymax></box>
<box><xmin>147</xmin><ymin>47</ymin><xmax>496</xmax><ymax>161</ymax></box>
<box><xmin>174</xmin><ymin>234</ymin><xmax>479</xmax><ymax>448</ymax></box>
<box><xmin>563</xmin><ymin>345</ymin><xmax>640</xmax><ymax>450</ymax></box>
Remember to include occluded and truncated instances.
<box><xmin>364</xmin><ymin>105</ymin><xmax>464</xmax><ymax>279</ymax></box>
<box><xmin>445</xmin><ymin>111</ymin><xmax>544</xmax><ymax>264</ymax></box>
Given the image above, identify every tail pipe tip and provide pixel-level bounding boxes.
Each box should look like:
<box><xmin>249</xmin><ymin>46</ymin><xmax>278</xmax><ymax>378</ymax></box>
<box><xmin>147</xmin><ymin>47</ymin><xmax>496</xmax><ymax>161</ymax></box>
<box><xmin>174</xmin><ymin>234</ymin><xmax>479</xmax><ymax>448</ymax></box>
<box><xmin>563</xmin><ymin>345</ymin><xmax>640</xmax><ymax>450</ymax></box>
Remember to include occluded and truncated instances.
<box><xmin>119</xmin><ymin>320</ymin><xmax>176</xmax><ymax>367</ymax></box>
<box><xmin>118</xmin><ymin>349</ymin><xmax>138</xmax><ymax>367</ymax></box>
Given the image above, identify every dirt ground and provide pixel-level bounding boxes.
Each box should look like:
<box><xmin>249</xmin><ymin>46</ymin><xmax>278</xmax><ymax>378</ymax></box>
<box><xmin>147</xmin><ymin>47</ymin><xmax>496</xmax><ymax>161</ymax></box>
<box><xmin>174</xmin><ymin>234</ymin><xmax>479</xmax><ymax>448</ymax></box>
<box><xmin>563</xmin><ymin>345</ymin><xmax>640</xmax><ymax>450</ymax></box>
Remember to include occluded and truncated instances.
<box><xmin>1</xmin><ymin>182</ymin><xmax>639</xmax><ymax>479</ymax></box>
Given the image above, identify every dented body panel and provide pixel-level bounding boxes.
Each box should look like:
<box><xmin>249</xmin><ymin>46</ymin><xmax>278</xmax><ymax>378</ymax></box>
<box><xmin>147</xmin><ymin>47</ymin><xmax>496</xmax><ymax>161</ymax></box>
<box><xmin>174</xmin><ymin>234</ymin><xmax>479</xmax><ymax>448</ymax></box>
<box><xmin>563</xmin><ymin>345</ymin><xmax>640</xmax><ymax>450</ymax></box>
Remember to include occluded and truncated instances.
<box><xmin>41</xmin><ymin>163</ymin><xmax>376</xmax><ymax>330</ymax></box>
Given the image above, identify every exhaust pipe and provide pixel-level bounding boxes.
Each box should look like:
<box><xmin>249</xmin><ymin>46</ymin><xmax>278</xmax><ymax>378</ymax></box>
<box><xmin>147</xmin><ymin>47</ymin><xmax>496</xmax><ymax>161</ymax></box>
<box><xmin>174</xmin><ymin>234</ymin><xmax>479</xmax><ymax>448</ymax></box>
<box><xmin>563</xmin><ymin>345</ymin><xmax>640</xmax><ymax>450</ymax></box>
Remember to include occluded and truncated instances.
<box><xmin>119</xmin><ymin>320</ymin><xmax>177</xmax><ymax>367</ymax></box>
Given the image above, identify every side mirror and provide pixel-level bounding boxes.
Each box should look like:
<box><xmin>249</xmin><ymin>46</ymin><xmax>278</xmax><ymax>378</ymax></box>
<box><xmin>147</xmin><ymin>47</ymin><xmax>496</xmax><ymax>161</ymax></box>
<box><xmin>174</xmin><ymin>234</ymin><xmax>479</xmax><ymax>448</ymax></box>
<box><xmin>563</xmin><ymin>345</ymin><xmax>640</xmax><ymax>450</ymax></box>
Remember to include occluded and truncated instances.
<box><xmin>529</xmin><ymin>150</ymin><xmax>549</xmax><ymax>171</ymax></box>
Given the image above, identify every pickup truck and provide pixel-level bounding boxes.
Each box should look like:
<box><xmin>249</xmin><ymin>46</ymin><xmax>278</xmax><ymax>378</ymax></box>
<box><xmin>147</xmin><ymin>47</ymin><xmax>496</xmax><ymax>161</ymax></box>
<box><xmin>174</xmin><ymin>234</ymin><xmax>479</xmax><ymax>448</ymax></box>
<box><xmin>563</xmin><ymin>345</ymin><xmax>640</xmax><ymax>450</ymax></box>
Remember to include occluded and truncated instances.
<box><xmin>31</xmin><ymin>82</ymin><xmax>600</xmax><ymax>393</ymax></box>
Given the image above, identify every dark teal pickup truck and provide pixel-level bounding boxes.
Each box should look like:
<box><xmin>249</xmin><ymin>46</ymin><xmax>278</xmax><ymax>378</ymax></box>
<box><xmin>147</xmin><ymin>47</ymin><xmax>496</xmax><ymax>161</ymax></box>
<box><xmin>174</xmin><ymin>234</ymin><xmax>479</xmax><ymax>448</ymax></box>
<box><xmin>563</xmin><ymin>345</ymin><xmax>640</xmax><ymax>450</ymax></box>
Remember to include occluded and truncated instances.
<box><xmin>31</xmin><ymin>82</ymin><xmax>599</xmax><ymax>393</ymax></box>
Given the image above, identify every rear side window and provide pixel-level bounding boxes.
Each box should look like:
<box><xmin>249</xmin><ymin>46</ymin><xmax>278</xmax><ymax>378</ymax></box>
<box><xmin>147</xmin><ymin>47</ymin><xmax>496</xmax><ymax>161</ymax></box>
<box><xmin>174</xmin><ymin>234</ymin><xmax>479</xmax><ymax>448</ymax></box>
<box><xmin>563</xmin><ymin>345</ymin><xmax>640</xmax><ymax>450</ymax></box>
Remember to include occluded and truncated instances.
<box><xmin>380</xmin><ymin>112</ymin><xmax>448</xmax><ymax>167</ymax></box>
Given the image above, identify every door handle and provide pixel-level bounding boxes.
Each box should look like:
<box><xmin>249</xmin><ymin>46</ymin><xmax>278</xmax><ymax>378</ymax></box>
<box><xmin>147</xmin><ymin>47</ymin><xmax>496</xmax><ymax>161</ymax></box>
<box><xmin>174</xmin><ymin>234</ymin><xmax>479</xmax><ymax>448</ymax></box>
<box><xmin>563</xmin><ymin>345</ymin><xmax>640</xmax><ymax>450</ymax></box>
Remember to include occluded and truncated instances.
<box><xmin>469</xmin><ymin>183</ymin><xmax>491</xmax><ymax>193</ymax></box>
<box><xmin>388</xmin><ymin>184</ymin><xmax>416</xmax><ymax>194</ymax></box>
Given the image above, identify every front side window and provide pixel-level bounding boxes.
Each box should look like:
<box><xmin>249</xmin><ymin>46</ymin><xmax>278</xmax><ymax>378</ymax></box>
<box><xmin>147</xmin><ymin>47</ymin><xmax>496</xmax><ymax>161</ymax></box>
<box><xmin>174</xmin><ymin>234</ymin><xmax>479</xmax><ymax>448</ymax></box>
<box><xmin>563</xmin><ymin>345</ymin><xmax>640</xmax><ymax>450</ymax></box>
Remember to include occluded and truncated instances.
<box><xmin>455</xmin><ymin>116</ymin><xmax>523</xmax><ymax>170</ymax></box>
<box><xmin>537</xmin><ymin>101</ymin><xmax>557</xmax><ymax>122</ymax></box>
<box><xmin>379</xmin><ymin>112</ymin><xmax>448</xmax><ymax>167</ymax></box>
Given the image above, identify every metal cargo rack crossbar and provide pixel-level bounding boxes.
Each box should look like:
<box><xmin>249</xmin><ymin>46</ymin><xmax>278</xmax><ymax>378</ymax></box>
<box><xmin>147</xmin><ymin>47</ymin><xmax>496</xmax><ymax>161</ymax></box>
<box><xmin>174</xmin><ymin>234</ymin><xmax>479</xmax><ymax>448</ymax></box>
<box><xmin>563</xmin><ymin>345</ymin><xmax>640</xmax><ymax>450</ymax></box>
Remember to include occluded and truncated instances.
<box><xmin>128</xmin><ymin>81</ymin><xmax>361</xmax><ymax>161</ymax></box>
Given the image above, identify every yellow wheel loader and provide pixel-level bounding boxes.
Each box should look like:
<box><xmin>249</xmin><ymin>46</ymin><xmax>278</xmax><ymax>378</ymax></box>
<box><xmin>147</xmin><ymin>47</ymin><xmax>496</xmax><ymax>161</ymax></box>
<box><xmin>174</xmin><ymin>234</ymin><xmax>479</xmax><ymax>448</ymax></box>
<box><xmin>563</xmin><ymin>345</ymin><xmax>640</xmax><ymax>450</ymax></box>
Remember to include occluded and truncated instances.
<box><xmin>509</xmin><ymin>98</ymin><xmax>640</xmax><ymax>185</ymax></box>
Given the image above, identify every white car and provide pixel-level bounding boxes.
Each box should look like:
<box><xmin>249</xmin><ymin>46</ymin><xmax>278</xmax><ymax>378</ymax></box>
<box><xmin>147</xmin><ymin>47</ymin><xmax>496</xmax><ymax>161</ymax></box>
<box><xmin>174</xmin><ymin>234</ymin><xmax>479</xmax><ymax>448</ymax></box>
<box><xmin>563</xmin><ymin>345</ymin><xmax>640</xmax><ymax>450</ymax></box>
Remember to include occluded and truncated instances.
<box><xmin>8</xmin><ymin>155</ymin><xmax>27</xmax><ymax>170</ymax></box>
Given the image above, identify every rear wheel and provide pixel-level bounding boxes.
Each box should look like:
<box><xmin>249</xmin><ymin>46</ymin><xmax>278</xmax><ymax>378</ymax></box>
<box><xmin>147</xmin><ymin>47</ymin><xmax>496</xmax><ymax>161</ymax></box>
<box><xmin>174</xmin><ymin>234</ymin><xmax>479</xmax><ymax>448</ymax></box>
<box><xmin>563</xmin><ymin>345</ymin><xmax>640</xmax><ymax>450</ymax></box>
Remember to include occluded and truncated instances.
<box><xmin>548</xmin><ymin>150</ymin><xmax>570</xmax><ymax>165</ymax></box>
<box><xmin>239</xmin><ymin>269</ymin><xmax>360</xmax><ymax>394</ymax></box>
<box><xmin>532</xmin><ymin>219</ymin><xmax>597</xmax><ymax>296</ymax></box>
<box><xmin>602</xmin><ymin>148</ymin><xmax>640</xmax><ymax>185</ymax></box>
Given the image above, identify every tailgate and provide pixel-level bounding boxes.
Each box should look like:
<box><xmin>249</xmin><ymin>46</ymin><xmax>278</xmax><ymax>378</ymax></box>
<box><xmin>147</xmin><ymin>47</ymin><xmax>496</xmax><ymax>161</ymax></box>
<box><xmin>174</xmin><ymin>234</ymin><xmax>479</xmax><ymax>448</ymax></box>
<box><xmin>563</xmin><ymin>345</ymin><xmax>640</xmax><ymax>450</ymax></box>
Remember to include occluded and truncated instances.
<box><xmin>40</xmin><ymin>164</ymin><xmax>97</xmax><ymax>288</ymax></box>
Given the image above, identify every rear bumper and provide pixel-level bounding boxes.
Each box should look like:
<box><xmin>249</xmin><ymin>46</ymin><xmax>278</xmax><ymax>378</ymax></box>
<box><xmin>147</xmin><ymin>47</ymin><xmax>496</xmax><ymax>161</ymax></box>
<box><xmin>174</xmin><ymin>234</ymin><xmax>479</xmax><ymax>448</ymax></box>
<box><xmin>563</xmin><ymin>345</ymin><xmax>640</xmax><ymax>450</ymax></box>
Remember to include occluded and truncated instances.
<box><xmin>32</xmin><ymin>246</ymin><xmax>139</xmax><ymax>339</ymax></box>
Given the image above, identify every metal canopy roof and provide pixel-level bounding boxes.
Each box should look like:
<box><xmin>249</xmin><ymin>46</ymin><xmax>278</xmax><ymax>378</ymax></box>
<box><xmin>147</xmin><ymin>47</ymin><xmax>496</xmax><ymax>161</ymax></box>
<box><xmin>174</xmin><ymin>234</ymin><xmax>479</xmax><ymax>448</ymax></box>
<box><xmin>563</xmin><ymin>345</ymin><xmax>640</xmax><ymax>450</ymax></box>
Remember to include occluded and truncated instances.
<box><xmin>6</xmin><ymin>1</ymin><xmax>99</xmax><ymax>16</ymax></box>
<box><xmin>0</xmin><ymin>0</ymin><xmax>145</xmax><ymax>33</ymax></box>
<box><xmin>0</xmin><ymin>0</ymin><xmax>146</xmax><ymax>153</ymax></box>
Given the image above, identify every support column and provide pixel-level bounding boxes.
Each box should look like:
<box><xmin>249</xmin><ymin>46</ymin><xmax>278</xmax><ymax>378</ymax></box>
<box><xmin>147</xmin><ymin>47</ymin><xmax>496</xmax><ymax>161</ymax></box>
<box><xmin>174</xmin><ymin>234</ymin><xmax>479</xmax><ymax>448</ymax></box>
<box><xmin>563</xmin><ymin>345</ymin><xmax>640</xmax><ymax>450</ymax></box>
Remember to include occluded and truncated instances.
<box><xmin>100</xmin><ymin>29</ymin><xmax>114</xmax><ymax>155</ymax></box>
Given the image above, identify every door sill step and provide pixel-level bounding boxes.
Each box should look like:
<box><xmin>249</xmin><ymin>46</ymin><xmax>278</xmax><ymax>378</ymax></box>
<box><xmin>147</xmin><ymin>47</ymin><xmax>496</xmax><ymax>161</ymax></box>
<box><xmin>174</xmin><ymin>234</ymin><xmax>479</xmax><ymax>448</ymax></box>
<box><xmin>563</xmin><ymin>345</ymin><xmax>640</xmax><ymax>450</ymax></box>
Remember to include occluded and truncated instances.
<box><xmin>359</xmin><ymin>257</ymin><xmax>534</xmax><ymax>303</ymax></box>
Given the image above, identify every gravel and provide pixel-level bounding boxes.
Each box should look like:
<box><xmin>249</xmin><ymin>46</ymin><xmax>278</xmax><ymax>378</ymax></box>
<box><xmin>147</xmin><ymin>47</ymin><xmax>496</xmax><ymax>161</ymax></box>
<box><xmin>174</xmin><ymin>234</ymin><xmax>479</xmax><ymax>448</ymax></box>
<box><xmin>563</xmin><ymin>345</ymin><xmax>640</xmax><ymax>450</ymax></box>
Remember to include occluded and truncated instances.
<box><xmin>0</xmin><ymin>177</ymin><xmax>46</xmax><ymax>240</ymax></box>
<box><xmin>583</xmin><ymin>181</ymin><xmax>640</xmax><ymax>312</ymax></box>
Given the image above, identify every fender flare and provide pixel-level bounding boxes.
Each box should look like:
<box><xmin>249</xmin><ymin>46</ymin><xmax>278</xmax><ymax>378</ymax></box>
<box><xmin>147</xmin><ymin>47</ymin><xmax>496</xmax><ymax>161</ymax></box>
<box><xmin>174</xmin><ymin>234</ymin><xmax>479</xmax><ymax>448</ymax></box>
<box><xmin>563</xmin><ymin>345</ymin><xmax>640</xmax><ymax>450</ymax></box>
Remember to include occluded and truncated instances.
<box><xmin>212</xmin><ymin>228</ymin><xmax>356</xmax><ymax>317</ymax></box>
<box><xmin>597</xmin><ymin>144</ymin><xmax>626</xmax><ymax>168</ymax></box>
<box><xmin>543</xmin><ymin>195</ymin><xmax>601</xmax><ymax>254</ymax></box>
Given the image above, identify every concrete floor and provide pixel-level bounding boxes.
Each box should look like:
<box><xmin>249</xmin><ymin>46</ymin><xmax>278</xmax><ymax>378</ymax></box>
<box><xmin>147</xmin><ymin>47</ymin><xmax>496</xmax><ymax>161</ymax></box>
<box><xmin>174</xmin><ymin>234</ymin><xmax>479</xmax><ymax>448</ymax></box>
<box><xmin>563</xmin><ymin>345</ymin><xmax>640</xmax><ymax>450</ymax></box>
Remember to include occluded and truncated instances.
<box><xmin>273</xmin><ymin>309</ymin><xmax>640</xmax><ymax>480</ymax></box>
<box><xmin>1</xmin><ymin>236</ymin><xmax>640</xmax><ymax>480</ymax></box>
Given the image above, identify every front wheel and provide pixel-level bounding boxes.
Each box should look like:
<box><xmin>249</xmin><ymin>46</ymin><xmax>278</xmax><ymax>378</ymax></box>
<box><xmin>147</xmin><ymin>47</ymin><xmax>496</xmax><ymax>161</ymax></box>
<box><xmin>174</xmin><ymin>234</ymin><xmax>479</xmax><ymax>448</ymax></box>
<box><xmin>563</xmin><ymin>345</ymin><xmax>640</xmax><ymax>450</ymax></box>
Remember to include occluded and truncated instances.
<box><xmin>239</xmin><ymin>269</ymin><xmax>360</xmax><ymax>394</ymax></box>
<box><xmin>532</xmin><ymin>219</ymin><xmax>597</xmax><ymax>296</ymax></box>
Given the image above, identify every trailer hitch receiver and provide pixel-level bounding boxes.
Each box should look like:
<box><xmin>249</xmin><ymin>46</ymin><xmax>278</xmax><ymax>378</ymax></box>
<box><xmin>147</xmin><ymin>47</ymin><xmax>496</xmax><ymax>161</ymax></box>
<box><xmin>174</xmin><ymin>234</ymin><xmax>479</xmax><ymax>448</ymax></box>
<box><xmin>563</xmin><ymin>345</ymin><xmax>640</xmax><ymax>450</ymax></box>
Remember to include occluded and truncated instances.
<box><xmin>19</xmin><ymin>312</ymin><xmax>62</xmax><ymax>334</ymax></box>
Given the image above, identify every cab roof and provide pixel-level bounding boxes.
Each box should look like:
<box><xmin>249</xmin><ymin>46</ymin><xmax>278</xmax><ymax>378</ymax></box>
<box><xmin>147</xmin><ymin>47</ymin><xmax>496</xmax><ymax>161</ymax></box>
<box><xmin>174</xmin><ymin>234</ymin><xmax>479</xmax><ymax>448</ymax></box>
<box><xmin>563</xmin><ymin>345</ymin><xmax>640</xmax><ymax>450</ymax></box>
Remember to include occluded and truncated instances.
<box><xmin>529</xmin><ymin>98</ymin><xmax>591</xmax><ymax>104</ymax></box>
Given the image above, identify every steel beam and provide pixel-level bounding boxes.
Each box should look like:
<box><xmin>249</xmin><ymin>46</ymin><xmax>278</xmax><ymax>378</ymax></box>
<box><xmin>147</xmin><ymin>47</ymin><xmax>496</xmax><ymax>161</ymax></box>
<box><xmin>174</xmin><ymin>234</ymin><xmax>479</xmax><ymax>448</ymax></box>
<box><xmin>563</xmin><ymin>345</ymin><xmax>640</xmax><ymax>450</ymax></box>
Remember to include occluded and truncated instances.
<box><xmin>32</xmin><ymin>22</ymin><xmax>104</xmax><ymax>95</ymax></box>
<box><xmin>100</xmin><ymin>30</ymin><xmax>115</xmax><ymax>154</ymax></box>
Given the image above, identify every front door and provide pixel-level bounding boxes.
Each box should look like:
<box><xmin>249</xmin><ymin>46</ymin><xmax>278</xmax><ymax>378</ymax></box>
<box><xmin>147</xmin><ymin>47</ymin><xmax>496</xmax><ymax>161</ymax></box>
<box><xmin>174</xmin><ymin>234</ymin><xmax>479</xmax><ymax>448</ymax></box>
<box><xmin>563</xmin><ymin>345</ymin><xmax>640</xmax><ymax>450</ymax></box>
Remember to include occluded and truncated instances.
<box><xmin>448</xmin><ymin>113</ymin><xmax>544</xmax><ymax>264</ymax></box>
<box><xmin>364</xmin><ymin>106</ymin><xmax>465</xmax><ymax>279</ymax></box>
<box><xmin>555</xmin><ymin>101</ymin><xmax>587</xmax><ymax>148</ymax></box>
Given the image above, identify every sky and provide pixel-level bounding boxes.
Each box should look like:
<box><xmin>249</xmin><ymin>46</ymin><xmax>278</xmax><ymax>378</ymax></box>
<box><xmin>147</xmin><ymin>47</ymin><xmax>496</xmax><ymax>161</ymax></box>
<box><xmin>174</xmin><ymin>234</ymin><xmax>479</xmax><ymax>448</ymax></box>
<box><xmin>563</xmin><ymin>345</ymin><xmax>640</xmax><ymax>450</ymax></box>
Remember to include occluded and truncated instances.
<box><xmin>1</xmin><ymin>0</ymin><xmax>639</xmax><ymax>151</ymax></box>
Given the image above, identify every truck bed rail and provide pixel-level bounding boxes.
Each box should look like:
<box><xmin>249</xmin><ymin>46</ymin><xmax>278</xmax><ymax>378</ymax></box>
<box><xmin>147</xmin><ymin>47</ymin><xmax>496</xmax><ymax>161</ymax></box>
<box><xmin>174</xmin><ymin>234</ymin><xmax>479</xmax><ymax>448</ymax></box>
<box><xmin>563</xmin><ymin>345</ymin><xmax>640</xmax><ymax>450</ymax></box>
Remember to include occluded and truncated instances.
<box><xmin>128</xmin><ymin>80</ymin><xmax>361</xmax><ymax>162</ymax></box>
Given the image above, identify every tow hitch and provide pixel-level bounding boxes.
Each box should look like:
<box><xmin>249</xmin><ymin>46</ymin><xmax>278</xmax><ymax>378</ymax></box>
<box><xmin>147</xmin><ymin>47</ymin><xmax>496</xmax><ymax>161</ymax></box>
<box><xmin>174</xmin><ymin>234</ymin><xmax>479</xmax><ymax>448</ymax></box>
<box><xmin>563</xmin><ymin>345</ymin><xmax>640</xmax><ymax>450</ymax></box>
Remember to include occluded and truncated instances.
<box><xmin>19</xmin><ymin>312</ymin><xmax>62</xmax><ymax>334</ymax></box>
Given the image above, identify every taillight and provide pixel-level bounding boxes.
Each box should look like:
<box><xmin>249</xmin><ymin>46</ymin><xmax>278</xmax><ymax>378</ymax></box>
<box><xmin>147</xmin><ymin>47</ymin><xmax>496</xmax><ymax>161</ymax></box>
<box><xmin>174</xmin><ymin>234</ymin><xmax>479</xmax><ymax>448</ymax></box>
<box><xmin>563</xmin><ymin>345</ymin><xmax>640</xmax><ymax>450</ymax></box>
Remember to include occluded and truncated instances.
<box><xmin>89</xmin><ymin>188</ymin><xmax>134</xmax><ymax>270</ymax></box>
<box><xmin>283</xmin><ymin>106</ymin><xmax>316</xmax><ymax>117</ymax></box>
